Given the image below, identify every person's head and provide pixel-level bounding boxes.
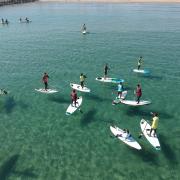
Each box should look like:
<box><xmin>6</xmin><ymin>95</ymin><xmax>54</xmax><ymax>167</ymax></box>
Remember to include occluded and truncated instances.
<box><xmin>140</xmin><ymin>56</ymin><xmax>142</xmax><ymax>59</ymax></box>
<box><xmin>73</xmin><ymin>89</ymin><xmax>76</xmax><ymax>93</ymax></box>
<box><xmin>80</xmin><ymin>73</ymin><xmax>83</xmax><ymax>76</ymax></box>
<box><xmin>137</xmin><ymin>84</ymin><xmax>140</xmax><ymax>87</ymax></box>
<box><xmin>119</xmin><ymin>82</ymin><xmax>122</xmax><ymax>85</ymax></box>
<box><xmin>126</xmin><ymin>129</ymin><xmax>129</xmax><ymax>134</ymax></box>
<box><xmin>154</xmin><ymin>112</ymin><xmax>158</xmax><ymax>117</ymax></box>
<box><xmin>44</xmin><ymin>72</ymin><xmax>47</xmax><ymax>75</ymax></box>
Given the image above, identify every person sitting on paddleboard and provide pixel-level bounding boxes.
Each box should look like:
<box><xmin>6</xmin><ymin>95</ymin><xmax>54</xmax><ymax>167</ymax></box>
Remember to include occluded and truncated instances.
<box><xmin>71</xmin><ymin>89</ymin><xmax>78</xmax><ymax>107</ymax></box>
<box><xmin>104</xmin><ymin>63</ymin><xmax>109</xmax><ymax>79</ymax></box>
<box><xmin>123</xmin><ymin>129</ymin><xmax>131</xmax><ymax>139</ymax></box>
<box><xmin>80</xmin><ymin>73</ymin><xmax>86</xmax><ymax>88</ymax></box>
<box><xmin>42</xmin><ymin>72</ymin><xmax>49</xmax><ymax>90</ymax></box>
<box><xmin>137</xmin><ymin>56</ymin><xmax>143</xmax><ymax>70</ymax></box>
<box><xmin>148</xmin><ymin>112</ymin><xmax>159</xmax><ymax>137</ymax></box>
<box><xmin>135</xmin><ymin>84</ymin><xmax>142</xmax><ymax>104</ymax></box>
<box><xmin>117</xmin><ymin>82</ymin><xmax>123</xmax><ymax>99</ymax></box>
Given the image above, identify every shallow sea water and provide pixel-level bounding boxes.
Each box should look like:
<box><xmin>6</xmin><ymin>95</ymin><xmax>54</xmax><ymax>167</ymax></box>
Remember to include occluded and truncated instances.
<box><xmin>0</xmin><ymin>2</ymin><xmax>180</xmax><ymax>179</ymax></box>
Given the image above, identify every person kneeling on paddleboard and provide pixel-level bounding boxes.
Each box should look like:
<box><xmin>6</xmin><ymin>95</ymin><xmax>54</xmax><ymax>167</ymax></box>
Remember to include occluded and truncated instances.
<box><xmin>148</xmin><ymin>112</ymin><xmax>159</xmax><ymax>137</ymax></box>
<box><xmin>117</xmin><ymin>82</ymin><xmax>123</xmax><ymax>98</ymax></box>
<box><xmin>42</xmin><ymin>72</ymin><xmax>49</xmax><ymax>90</ymax></box>
<box><xmin>71</xmin><ymin>89</ymin><xmax>78</xmax><ymax>107</ymax></box>
<box><xmin>80</xmin><ymin>73</ymin><xmax>86</xmax><ymax>88</ymax></box>
<box><xmin>137</xmin><ymin>56</ymin><xmax>143</xmax><ymax>70</ymax></box>
<box><xmin>135</xmin><ymin>84</ymin><xmax>142</xmax><ymax>104</ymax></box>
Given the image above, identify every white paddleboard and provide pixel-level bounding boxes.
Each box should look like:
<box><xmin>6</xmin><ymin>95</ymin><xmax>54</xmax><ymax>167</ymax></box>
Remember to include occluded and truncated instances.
<box><xmin>66</xmin><ymin>96</ymin><xmax>83</xmax><ymax>115</ymax></box>
<box><xmin>95</xmin><ymin>77</ymin><xmax>124</xmax><ymax>83</ymax></box>
<box><xmin>112</xmin><ymin>91</ymin><xmax>128</xmax><ymax>105</ymax></box>
<box><xmin>133</xmin><ymin>69</ymin><xmax>150</xmax><ymax>74</ymax></box>
<box><xmin>82</xmin><ymin>30</ymin><xmax>87</xmax><ymax>34</ymax></box>
<box><xmin>70</xmin><ymin>83</ymin><xmax>90</xmax><ymax>93</ymax></box>
<box><xmin>35</xmin><ymin>88</ymin><xmax>58</xmax><ymax>94</ymax></box>
<box><xmin>110</xmin><ymin>126</ymin><xmax>141</xmax><ymax>150</ymax></box>
<box><xmin>120</xmin><ymin>100</ymin><xmax>151</xmax><ymax>106</ymax></box>
<box><xmin>140</xmin><ymin>119</ymin><xmax>160</xmax><ymax>150</ymax></box>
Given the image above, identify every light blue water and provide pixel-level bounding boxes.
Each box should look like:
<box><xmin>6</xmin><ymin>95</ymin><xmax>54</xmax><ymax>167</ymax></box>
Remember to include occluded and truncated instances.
<box><xmin>0</xmin><ymin>2</ymin><xmax>180</xmax><ymax>179</ymax></box>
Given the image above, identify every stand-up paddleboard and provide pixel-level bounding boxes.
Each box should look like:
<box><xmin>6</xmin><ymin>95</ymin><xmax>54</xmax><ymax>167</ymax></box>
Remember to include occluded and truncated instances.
<box><xmin>70</xmin><ymin>83</ymin><xmax>90</xmax><ymax>93</ymax></box>
<box><xmin>120</xmin><ymin>100</ymin><xmax>151</xmax><ymax>106</ymax></box>
<box><xmin>66</xmin><ymin>96</ymin><xmax>83</xmax><ymax>115</ymax></box>
<box><xmin>20</xmin><ymin>21</ymin><xmax>32</xmax><ymax>23</ymax></box>
<box><xmin>82</xmin><ymin>30</ymin><xmax>87</xmax><ymax>34</ymax></box>
<box><xmin>133</xmin><ymin>69</ymin><xmax>150</xmax><ymax>74</ymax></box>
<box><xmin>95</xmin><ymin>77</ymin><xmax>124</xmax><ymax>83</ymax></box>
<box><xmin>140</xmin><ymin>119</ymin><xmax>160</xmax><ymax>150</ymax></box>
<box><xmin>110</xmin><ymin>126</ymin><xmax>141</xmax><ymax>150</ymax></box>
<box><xmin>35</xmin><ymin>88</ymin><xmax>58</xmax><ymax>94</ymax></box>
<box><xmin>112</xmin><ymin>91</ymin><xmax>127</xmax><ymax>105</ymax></box>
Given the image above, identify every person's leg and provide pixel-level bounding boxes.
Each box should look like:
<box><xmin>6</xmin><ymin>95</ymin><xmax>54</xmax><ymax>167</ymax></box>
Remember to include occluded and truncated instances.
<box><xmin>80</xmin><ymin>81</ymin><xmax>83</xmax><ymax>88</ymax></box>
<box><xmin>154</xmin><ymin>129</ymin><xmax>157</xmax><ymax>136</ymax></box>
<box><xmin>138</xmin><ymin>65</ymin><xmax>140</xmax><ymax>70</ymax></box>
<box><xmin>149</xmin><ymin>128</ymin><xmax>153</xmax><ymax>136</ymax></box>
<box><xmin>74</xmin><ymin>98</ymin><xmax>77</xmax><ymax>107</ymax></box>
<box><xmin>137</xmin><ymin>96</ymin><xmax>140</xmax><ymax>104</ymax></box>
<box><xmin>45</xmin><ymin>82</ymin><xmax>48</xmax><ymax>90</ymax></box>
<box><xmin>119</xmin><ymin>91</ymin><xmax>122</xmax><ymax>98</ymax></box>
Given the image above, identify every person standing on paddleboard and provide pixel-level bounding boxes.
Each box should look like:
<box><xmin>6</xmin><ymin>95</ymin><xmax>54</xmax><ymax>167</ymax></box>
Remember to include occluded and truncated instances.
<box><xmin>80</xmin><ymin>73</ymin><xmax>86</xmax><ymax>88</ymax></box>
<box><xmin>71</xmin><ymin>89</ymin><xmax>78</xmax><ymax>107</ymax></box>
<box><xmin>135</xmin><ymin>84</ymin><xmax>142</xmax><ymax>104</ymax></box>
<box><xmin>117</xmin><ymin>82</ymin><xmax>123</xmax><ymax>99</ymax></box>
<box><xmin>42</xmin><ymin>72</ymin><xmax>49</xmax><ymax>90</ymax></box>
<box><xmin>104</xmin><ymin>63</ymin><xmax>110</xmax><ymax>79</ymax></box>
<box><xmin>137</xmin><ymin>56</ymin><xmax>143</xmax><ymax>70</ymax></box>
<box><xmin>82</xmin><ymin>24</ymin><xmax>86</xmax><ymax>31</ymax></box>
<box><xmin>149</xmin><ymin>112</ymin><xmax>159</xmax><ymax>137</ymax></box>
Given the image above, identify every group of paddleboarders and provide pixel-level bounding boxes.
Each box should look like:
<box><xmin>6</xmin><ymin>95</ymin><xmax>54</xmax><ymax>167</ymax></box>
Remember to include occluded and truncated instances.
<box><xmin>102</xmin><ymin>60</ymin><xmax>159</xmax><ymax>137</ymax></box>
<box><xmin>19</xmin><ymin>17</ymin><xmax>31</xmax><ymax>23</ymax></box>
<box><xmin>41</xmin><ymin>56</ymin><xmax>159</xmax><ymax>137</ymax></box>
<box><xmin>1</xmin><ymin>18</ymin><xmax>9</xmax><ymax>25</ymax></box>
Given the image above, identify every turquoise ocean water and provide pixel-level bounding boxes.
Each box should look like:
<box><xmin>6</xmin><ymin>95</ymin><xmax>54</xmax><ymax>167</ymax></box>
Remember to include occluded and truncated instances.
<box><xmin>0</xmin><ymin>2</ymin><xmax>180</xmax><ymax>179</ymax></box>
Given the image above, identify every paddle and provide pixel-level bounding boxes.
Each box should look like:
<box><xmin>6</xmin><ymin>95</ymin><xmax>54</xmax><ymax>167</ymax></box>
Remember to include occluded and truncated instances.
<box><xmin>79</xmin><ymin>108</ymin><xmax>83</xmax><ymax>114</ymax></box>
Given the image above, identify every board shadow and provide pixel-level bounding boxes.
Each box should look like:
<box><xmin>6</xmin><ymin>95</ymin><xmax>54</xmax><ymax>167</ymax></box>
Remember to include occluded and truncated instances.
<box><xmin>159</xmin><ymin>134</ymin><xmax>178</xmax><ymax>165</ymax></box>
<box><xmin>84</xmin><ymin>93</ymin><xmax>110</xmax><ymax>102</ymax></box>
<box><xmin>4</xmin><ymin>97</ymin><xmax>16</xmax><ymax>114</ymax></box>
<box><xmin>0</xmin><ymin>154</ymin><xmax>19</xmax><ymax>180</ymax></box>
<box><xmin>48</xmin><ymin>95</ymin><xmax>69</xmax><ymax>104</ymax></box>
<box><xmin>125</xmin><ymin>107</ymin><xmax>173</xmax><ymax>119</ymax></box>
<box><xmin>130</xmin><ymin>147</ymin><xmax>159</xmax><ymax>165</ymax></box>
<box><xmin>80</xmin><ymin>108</ymin><xmax>97</xmax><ymax>126</ymax></box>
<box><xmin>142</xmin><ymin>75</ymin><xmax>163</xmax><ymax>80</ymax></box>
